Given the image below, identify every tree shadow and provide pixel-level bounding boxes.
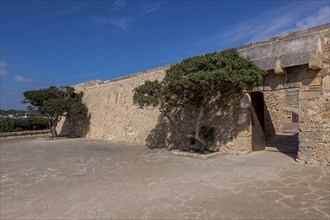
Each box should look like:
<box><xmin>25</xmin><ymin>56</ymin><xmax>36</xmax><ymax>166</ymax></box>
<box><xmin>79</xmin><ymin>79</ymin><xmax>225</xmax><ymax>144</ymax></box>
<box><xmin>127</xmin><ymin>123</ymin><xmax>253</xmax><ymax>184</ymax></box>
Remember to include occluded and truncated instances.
<box><xmin>265</xmin><ymin>133</ymin><xmax>298</xmax><ymax>160</ymax></box>
<box><xmin>146</xmin><ymin>92</ymin><xmax>248</xmax><ymax>153</ymax></box>
<box><xmin>59</xmin><ymin>111</ymin><xmax>91</xmax><ymax>138</ymax></box>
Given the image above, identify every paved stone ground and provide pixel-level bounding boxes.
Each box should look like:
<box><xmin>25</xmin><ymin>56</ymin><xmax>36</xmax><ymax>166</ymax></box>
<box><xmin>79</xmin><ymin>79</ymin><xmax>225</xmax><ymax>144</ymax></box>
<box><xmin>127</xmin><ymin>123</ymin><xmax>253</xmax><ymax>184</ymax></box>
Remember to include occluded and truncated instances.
<box><xmin>0</xmin><ymin>137</ymin><xmax>329</xmax><ymax>219</ymax></box>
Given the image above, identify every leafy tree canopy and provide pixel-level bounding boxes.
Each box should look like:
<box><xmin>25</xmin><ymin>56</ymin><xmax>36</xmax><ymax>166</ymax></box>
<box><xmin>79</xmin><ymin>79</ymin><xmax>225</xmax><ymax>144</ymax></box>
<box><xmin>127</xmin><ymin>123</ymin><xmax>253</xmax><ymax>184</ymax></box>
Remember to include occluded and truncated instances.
<box><xmin>23</xmin><ymin>86</ymin><xmax>87</xmax><ymax>138</ymax></box>
<box><xmin>133</xmin><ymin>49</ymin><xmax>265</xmax><ymax>152</ymax></box>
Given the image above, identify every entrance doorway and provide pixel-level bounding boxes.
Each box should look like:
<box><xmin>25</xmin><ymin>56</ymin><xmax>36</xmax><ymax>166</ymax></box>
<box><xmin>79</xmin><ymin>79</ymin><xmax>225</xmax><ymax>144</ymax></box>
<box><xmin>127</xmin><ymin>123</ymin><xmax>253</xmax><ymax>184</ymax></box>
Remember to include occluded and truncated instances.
<box><xmin>250</xmin><ymin>92</ymin><xmax>265</xmax><ymax>151</ymax></box>
<box><xmin>264</xmin><ymin>104</ymin><xmax>299</xmax><ymax>159</ymax></box>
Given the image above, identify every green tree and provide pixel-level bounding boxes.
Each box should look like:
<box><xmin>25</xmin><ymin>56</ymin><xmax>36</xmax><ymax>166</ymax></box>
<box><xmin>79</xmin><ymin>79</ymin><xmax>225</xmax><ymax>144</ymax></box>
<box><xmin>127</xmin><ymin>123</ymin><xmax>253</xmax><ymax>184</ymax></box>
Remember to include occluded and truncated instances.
<box><xmin>23</xmin><ymin>86</ymin><xmax>87</xmax><ymax>138</ymax></box>
<box><xmin>133</xmin><ymin>49</ymin><xmax>265</xmax><ymax>152</ymax></box>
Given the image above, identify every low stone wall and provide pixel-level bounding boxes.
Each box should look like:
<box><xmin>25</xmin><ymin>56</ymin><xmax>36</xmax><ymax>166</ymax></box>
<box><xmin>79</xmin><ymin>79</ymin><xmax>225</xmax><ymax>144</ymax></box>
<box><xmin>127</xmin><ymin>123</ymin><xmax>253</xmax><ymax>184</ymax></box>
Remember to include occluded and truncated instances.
<box><xmin>0</xmin><ymin>130</ymin><xmax>50</xmax><ymax>139</ymax></box>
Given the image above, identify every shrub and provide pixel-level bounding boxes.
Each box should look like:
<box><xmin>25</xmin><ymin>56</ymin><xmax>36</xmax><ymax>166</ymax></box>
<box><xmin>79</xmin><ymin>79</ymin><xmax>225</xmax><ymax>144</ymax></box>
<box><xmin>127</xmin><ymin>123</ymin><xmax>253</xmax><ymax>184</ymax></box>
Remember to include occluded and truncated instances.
<box><xmin>0</xmin><ymin>117</ymin><xmax>49</xmax><ymax>133</ymax></box>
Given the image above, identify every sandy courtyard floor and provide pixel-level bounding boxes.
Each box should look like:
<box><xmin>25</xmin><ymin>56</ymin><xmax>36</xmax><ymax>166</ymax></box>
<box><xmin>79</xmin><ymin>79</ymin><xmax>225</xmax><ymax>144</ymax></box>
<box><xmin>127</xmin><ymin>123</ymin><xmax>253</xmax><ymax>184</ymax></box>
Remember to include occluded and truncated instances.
<box><xmin>0</xmin><ymin>137</ymin><xmax>329</xmax><ymax>219</ymax></box>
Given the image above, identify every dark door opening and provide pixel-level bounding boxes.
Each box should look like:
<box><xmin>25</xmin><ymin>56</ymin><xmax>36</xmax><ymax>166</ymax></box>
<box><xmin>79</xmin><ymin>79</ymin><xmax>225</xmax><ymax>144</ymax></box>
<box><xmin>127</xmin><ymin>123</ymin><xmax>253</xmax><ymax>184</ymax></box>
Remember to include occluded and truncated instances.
<box><xmin>250</xmin><ymin>92</ymin><xmax>265</xmax><ymax>151</ymax></box>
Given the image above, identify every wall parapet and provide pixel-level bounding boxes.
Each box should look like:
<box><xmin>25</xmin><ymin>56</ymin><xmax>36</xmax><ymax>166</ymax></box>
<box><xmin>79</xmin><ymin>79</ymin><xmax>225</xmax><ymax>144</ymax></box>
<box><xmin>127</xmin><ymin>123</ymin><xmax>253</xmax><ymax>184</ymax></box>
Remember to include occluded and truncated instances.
<box><xmin>74</xmin><ymin>66</ymin><xmax>170</xmax><ymax>92</ymax></box>
<box><xmin>237</xmin><ymin>24</ymin><xmax>329</xmax><ymax>71</ymax></box>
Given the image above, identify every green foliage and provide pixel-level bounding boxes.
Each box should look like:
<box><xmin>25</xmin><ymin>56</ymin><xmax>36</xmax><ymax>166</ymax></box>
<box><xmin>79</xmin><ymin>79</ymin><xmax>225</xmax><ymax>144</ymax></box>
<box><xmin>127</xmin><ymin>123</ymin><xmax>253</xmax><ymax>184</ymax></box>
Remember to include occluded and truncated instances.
<box><xmin>0</xmin><ymin>117</ymin><xmax>48</xmax><ymax>133</ymax></box>
<box><xmin>162</xmin><ymin>49</ymin><xmax>265</xmax><ymax>107</ymax></box>
<box><xmin>23</xmin><ymin>86</ymin><xmax>86</xmax><ymax>118</ymax></box>
<box><xmin>23</xmin><ymin>86</ymin><xmax>62</xmax><ymax>108</ymax></box>
<box><xmin>23</xmin><ymin>86</ymin><xmax>87</xmax><ymax>137</ymax></box>
<box><xmin>133</xmin><ymin>80</ymin><xmax>163</xmax><ymax>108</ymax></box>
<box><xmin>133</xmin><ymin>49</ymin><xmax>265</xmax><ymax>108</ymax></box>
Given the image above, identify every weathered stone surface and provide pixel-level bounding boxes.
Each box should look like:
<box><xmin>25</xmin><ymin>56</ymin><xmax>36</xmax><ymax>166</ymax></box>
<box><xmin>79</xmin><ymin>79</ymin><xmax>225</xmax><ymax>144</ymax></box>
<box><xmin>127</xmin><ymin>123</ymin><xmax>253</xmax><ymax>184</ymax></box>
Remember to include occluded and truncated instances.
<box><xmin>299</xmin><ymin>131</ymin><xmax>324</xmax><ymax>141</ymax></box>
<box><xmin>280</xmin><ymin>51</ymin><xmax>311</xmax><ymax>68</ymax></box>
<box><xmin>299</xmin><ymin>122</ymin><xmax>324</xmax><ymax>132</ymax></box>
<box><xmin>58</xmin><ymin>67</ymin><xmax>168</xmax><ymax>145</ymax></box>
<box><xmin>322</xmin><ymin>76</ymin><xmax>330</xmax><ymax>91</ymax></box>
<box><xmin>263</xmin><ymin>91</ymin><xmax>282</xmax><ymax>136</ymax></box>
<box><xmin>299</xmin><ymin>88</ymin><xmax>321</xmax><ymax>100</ymax></box>
<box><xmin>238</xmin><ymin>25</ymin><xmax>328</xmax><ymax>71</ymax></box>
<box><xmin>271</xmin><ymin>35</ymin><xmax>319</xmax><ymax>56</ymax></box>
<box><xmin>239</xmin><ymin>94</ymin><xmax>251</xmax><ymax>109</ymax></box>
<box><xmin>309</xmin><ymin>52</ymin><xmax>324</xmax><ymax>69</ymax></box>
<box><xmin>56</xmin><ymin>24</ymin><xmax>329</xmax><ymax>165</ymax></box>
<box><xmin>234</xmin><ymin>136</ymin><xmax>252</xmax><ymax>155</ymax></box>
<box><xmin>275</xmin><ymin>58</ymin><xmax>287</xmax><ymax>74</ymax></box>
<box><xmin>238</xmin><ymin>112</ymin><xmax>249</xmax><ymax>124</ymax></box>
<box><xmin>246</xmin><ymin>44</ymin><xmax>271</xmax><ymax>59</ymax></box>
<box><xmin>263</xmin><ymin>72</ymin><xmax>275</xmax><ymax>90</ymax></box>
<box><xmin>274</xmin><ymin>73</ymin><xmax>286</xmax><ymax>89</ymax></box>
<box><xmin>283</xmin><ymin>89</ymin><xmax>299</xmax><ymax>109</ymax></box>
<box><xmin>302</xmin><ymin>76</ymin><xmax>322</xmax><ymax>86</ymax></box>
<box><xmin>252</xmin><ymin>56</ymin><xmax>277</xmax><ymax>70</ymax></box>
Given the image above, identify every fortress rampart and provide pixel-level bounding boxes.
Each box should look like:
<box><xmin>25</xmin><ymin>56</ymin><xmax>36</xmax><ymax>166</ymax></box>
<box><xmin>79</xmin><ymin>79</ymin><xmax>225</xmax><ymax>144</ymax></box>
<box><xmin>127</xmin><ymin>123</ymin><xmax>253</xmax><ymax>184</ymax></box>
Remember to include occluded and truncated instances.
<box><xmin>58</xmin><ymin>24</ymin><xmax>330</xmax><ymax>165</ymax></box>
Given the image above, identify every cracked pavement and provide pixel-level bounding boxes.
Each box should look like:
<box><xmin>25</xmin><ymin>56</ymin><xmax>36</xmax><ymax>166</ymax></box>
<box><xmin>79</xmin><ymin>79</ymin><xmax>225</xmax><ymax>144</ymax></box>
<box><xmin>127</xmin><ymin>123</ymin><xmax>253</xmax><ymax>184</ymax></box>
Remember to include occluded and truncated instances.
<box><xmin>1</xmin><ymin>137</ymin><xmax>329</xmax><ymax>219</ymax></box>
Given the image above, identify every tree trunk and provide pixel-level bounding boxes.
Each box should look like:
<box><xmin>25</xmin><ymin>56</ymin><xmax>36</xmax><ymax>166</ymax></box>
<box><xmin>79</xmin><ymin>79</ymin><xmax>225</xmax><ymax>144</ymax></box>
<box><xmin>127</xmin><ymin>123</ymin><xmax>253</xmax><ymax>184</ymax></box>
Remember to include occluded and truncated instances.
<box><xmin>161</xmin><ymin>110</ymin><xmax>187</xmax><ymax>134</ymax></box>
<box><xmin>193</xmin><ymin>105</ymin><xmax>207</xmax><ymax>152</ymax></box>
<box><xmin>50</xmin><ymin>119</ymin><xmax>58</xmax><ymax>138</ymax></box>
<box><xmin>160</xmin><ymin>106</ymin><xmax>207</xmax><ymax>152</ymax></box>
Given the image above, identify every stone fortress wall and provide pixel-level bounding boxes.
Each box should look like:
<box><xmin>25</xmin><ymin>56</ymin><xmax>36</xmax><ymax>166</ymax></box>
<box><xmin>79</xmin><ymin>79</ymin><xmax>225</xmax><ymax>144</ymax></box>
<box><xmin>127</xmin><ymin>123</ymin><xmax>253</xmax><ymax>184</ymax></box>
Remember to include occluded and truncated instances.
<box><xmin>58</xmin><ymin>24</ymin><xmax>329</xmax><ymax>165</ymax></box>
<box><xmin>59</xmin><ymin>67</ymin><xmax>167</xmax><ymax>145</ymax></box>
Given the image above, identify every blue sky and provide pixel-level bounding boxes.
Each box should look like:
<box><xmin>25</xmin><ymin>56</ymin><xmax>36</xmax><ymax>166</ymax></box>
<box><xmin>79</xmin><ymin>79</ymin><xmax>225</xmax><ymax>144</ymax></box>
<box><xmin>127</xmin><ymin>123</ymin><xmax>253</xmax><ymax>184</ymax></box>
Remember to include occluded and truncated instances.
<box><xmin>1</xmin><ymin>0</ymin><xmax>329</xmax><ymax>110</ymax></box>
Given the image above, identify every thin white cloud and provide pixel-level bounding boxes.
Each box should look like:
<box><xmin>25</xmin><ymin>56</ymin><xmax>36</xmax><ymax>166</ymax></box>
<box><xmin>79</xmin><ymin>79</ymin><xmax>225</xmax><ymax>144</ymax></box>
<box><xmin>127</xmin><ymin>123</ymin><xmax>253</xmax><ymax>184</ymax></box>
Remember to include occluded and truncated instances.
<box><xmin>14</xmin><ymin>75</ymin><xmax>34</xmax><ymax>83</ymax></box>
<box><xmin>84</xmin><ymin>16</ymin><xmax>110</xmax><ymax>28</ymax></box>
<box><xmin>296</xmin><ymin>6</ymin><xmax>330</xmax><ymax>29</ymax></box>
<box><xmin>112</xmin><ymin>0</ymin><xmax>126</xmax><ymax>12</ymax></box>
<box><xmin>58</xmin><ymin>2</ymin><xmax>87</xmax><ymax>15</ymax></box>
<box><xmin>110</xmin><ymin>17</ymin><xmax>131</xmax><ymax>31</ymax></box>
<box><xmin>82</xmin><ymin>1</ymin><xmax>164</xmax><ymax>31</ymax></box>
<box><xmin>142</xmin><ymin>1</ymin><xmax>164</xmax><ymax>14</ymax></box>
<box><xmin>84</xmin><ymin>15</ymin><xmax>132</xmax><ymax>31</ymax></box>
<box><xmin>194</xmin><ymin>2</ymin><xmax>329</xmax><ymax>50</ymax></box>
<box><xmin>0</xmin><ymin>60</ymin><xmax>7</xmax><ymax>77</ymax></box>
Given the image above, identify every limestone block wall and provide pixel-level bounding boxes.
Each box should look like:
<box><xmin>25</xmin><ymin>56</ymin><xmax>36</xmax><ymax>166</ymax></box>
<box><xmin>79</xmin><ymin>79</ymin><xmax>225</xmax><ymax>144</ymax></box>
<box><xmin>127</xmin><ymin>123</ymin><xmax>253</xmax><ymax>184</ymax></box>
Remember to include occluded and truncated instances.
<box><xmin>261</xmin><ymin>65</ymin><xmax>321</xmax><ymax>136</ymax></box>
<box><xmin>58</xmin><ymin>67</ymin><xmax>167</xmax><ymax>145</ymax></box>
<box><xmin>298</xmin><ymin>33</ymin><xmax>330</xmax><ymax>165</ymax></box>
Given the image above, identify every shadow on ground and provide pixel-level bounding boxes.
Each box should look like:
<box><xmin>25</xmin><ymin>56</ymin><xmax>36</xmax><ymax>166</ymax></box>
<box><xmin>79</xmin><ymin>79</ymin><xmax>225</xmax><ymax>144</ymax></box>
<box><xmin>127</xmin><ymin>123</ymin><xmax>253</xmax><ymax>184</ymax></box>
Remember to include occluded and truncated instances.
<box><xmin>265</xmin><ymin>133</ymin><xmax>298</xmax><ymax>160</ymax></box>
